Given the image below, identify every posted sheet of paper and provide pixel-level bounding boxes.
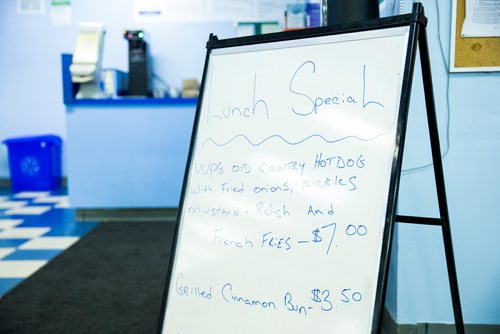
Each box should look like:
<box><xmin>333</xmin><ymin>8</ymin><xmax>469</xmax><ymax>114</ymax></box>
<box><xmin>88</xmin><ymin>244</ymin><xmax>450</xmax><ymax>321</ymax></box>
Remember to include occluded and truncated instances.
<box><xmin>17</xmin><ymin>0</ymin><xmax>45</xmax><ymax>15</ymax></box>
<box><xmin>134</xmin><ymin>0</ymin><xmax>288</xmax><ymax>22</ymax></box>
<box><xmin>462</xmin><ymin>0</ymin><xmax>500</xmax><ymax>37</ymax></box>
<box><xmin>50</xmin><ymin>0</ymin><xmax>72</xmax><ymax>27</ymax></box>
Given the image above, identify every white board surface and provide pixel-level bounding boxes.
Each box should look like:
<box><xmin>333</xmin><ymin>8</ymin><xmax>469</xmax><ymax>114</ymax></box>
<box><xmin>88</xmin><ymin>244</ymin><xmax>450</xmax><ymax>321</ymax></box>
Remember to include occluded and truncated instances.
<box><xmin>162</xmin><ymin>26</ymin><xmax>410</xmax><ymax>334</ymax></box>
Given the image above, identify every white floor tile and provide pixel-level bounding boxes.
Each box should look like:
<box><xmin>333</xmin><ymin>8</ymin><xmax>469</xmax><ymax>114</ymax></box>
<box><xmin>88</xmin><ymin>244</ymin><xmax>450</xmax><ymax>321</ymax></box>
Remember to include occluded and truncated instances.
<box><xmin>19</xmin><ymin>236</ymin><xmax>79</xmax><ymax>250</ymax></box>
<box><xmin>14</xmin><ymin>192</ymin><xmax>50</xmax><ymax>199</ymax></box>
<box><xmin>0</xmin><ymin>219</ymin><xmax>24</xmax><ymax>230</ymax></box>
<box><xmin>4</xmin><ymin>206</ymin><xmax>51</xmax><ymax>215</ymax></box>
<box><xmin>54</xmin><ymin>201</ymin><xmax>70</xmax><ymax>209</ymax></box>
<box><xmin>0</xmin><ymin>248</ymin><xmax>15</xmax><ymax>260</ymax></box>
<box><xmin>0</xmin><ymin>260</ymin><xmax>47</xmax><ymax>278</ymax></box>
<box><xmin>34</xmin><ymin>196</ymin><xmax>68</xmax><ymax>203</ymax></box>
<box><xmin>0</xmin><ymin>227</ymin><xmax>50</xmax><ymax>239</ymax></box>
<box><xmin>0</xmin><ymin>201</ymin><xmax>27</xmax><ymax>209</ymax></box>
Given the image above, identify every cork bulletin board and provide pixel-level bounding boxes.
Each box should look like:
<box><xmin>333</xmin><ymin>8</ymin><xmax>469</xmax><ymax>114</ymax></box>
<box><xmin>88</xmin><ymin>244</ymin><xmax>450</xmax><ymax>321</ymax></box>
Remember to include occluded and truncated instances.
<box><xmin>450</xmin><ymin>0</ymin><xmax>500</xmax><ymax>72</ymax></box>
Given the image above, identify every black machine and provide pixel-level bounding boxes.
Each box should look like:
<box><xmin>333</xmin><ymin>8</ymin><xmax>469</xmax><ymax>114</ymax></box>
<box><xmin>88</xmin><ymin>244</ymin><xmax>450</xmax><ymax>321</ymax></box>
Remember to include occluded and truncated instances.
<box><xmin>325</xmin><ymin>0</ymin><xmax>379</xmax><ymax>25</ymax></box>
<box><xmin>123</xmin><ymin>30</ymin><xmax>149</xmax><ymax>96</ymax></box>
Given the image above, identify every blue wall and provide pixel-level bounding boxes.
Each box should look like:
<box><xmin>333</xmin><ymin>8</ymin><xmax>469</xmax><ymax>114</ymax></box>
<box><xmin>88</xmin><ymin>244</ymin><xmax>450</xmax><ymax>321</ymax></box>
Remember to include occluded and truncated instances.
<box><xmin>1</xmin><ymin>0</ymin><xmax>499</xmax><ymax>327</ymax></box>
<box><xmin>394</xmin><ymin>0</ymin><xmax>500</xmax><ymax>325</ymax></box>
<box><xmin>0</xmin><ymin>1</ymin><xmax>73</xmax><ymax>177</ymax></box>
<box><xmin>0</xmin><ymin>0</ymin><xmax>234</xmax><ymax>178</ymax></box>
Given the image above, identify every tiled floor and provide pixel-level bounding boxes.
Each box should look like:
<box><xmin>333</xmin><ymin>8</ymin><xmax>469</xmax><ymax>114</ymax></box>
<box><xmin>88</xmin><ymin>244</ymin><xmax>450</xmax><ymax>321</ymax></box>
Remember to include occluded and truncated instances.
<box><xmin>0</xmin><ymin>189</ymin><xmax>98</xmax><ymax>297</ymax></box>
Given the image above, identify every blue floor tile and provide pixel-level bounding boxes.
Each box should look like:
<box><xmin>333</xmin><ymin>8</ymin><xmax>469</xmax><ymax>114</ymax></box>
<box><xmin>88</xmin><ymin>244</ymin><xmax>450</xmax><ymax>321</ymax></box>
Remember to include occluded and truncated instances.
<box><xmin>3</xmin><ymin>249</ymin><xmax>63</xmax><ymax>261</ymax></box>
<box><xmin>0</xmin><ymin>239</ymin><xmax>30</xmax><ymax>248</ymax></box>
<box><xmin>0</xmin><ymin>278</ymin><xmax>23</xmax><ymax>296</ymax></box>
<box><xmin>43</xmin><ymin>221</ymin><xmax>97</xmax><ymax>237</ymax></box>
<box><xmin>0</xmin><ymin>187</ymin><xmax>99</xmax><ymax>297</ymax></box>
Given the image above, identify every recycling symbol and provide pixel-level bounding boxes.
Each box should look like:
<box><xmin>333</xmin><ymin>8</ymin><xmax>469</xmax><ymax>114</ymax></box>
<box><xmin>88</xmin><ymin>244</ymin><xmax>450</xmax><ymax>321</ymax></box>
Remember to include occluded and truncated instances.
<box><xmin>20</xmin><ymin>156</ymin><xmax>41</xmax><ymax>177</ymax></box>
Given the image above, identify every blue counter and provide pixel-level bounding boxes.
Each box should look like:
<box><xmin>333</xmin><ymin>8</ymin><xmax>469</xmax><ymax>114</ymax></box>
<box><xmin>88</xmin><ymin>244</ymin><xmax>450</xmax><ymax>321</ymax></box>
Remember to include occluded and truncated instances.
<box><xmin>63</xmin><ymin>54</ymin><xmax>197</xmax><ymax>209</ymax></box>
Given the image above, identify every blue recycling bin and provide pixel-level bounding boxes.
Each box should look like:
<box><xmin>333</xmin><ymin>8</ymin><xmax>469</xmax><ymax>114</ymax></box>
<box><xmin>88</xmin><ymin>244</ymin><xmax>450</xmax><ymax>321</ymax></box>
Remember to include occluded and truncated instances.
<box><xmin>2</xmin><ymin>135</ymin><xmax>62</xmax><ymax>191</ymax></box>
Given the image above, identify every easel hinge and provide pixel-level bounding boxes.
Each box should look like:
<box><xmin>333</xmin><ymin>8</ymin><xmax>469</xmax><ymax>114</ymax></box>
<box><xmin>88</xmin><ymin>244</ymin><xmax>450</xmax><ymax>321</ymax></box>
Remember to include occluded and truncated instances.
<box><xmin>207</xmin><ymin>33</ymin><xmax>219</xmax><ymax>49</ymax></box>
<box><xmin>412</xmin><ymin>2</ymin><xmax>428</xmax><ymax>27</ymax></box>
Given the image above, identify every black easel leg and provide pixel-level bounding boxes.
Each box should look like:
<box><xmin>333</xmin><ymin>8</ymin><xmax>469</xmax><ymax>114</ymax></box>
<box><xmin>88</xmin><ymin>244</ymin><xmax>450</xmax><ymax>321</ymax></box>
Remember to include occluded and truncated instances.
<box><xmin>417</xmin><ymin>19</ymin><xmax>465</xmax><ymax>334</ymax></box>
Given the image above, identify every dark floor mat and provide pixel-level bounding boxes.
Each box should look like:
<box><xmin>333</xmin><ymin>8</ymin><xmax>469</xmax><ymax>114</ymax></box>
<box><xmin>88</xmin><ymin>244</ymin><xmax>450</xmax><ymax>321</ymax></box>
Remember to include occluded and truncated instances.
<box><xmin>0</xmin><ymin>221</ymin><xmax>175</xmax><ymax>334</ymax></box>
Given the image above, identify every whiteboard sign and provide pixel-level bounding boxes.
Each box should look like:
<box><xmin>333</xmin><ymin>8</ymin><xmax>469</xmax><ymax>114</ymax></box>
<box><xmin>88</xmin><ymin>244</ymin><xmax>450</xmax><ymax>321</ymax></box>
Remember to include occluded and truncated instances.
<box><xmin>161</xmin><ymin>25</ymin><xmax>411</xmax><ymax>334</ymax></box>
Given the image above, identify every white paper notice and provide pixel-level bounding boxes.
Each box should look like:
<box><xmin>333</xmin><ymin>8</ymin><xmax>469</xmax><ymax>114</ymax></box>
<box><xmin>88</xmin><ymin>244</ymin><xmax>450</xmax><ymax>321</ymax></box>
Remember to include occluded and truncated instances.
<box><xmin>154</xmin><ymin>0</ymin><xmax>288</xmax><ymax>22</ymax></box>
<box><xmin>462</xmin><ymin>0</ymin><xmax>500</xmax><ymax>37</ymax></box>
<box><xmin>50</xmin><ymin>1</ymin><xmax>72</xmax><ymax>27</ymax></box>
<box><xmin>17</xmin><ymin>0</ymin><xmax>45</xmax><ymax>15</ymax></box>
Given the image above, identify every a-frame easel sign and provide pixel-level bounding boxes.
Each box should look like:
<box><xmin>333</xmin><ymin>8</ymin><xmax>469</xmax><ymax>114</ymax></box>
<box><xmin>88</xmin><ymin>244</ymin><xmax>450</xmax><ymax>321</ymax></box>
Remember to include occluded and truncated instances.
<box><xmin>158</xmin><ymin>3</ymin><xmax>464</xmax><ymax>333</ymax></box>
